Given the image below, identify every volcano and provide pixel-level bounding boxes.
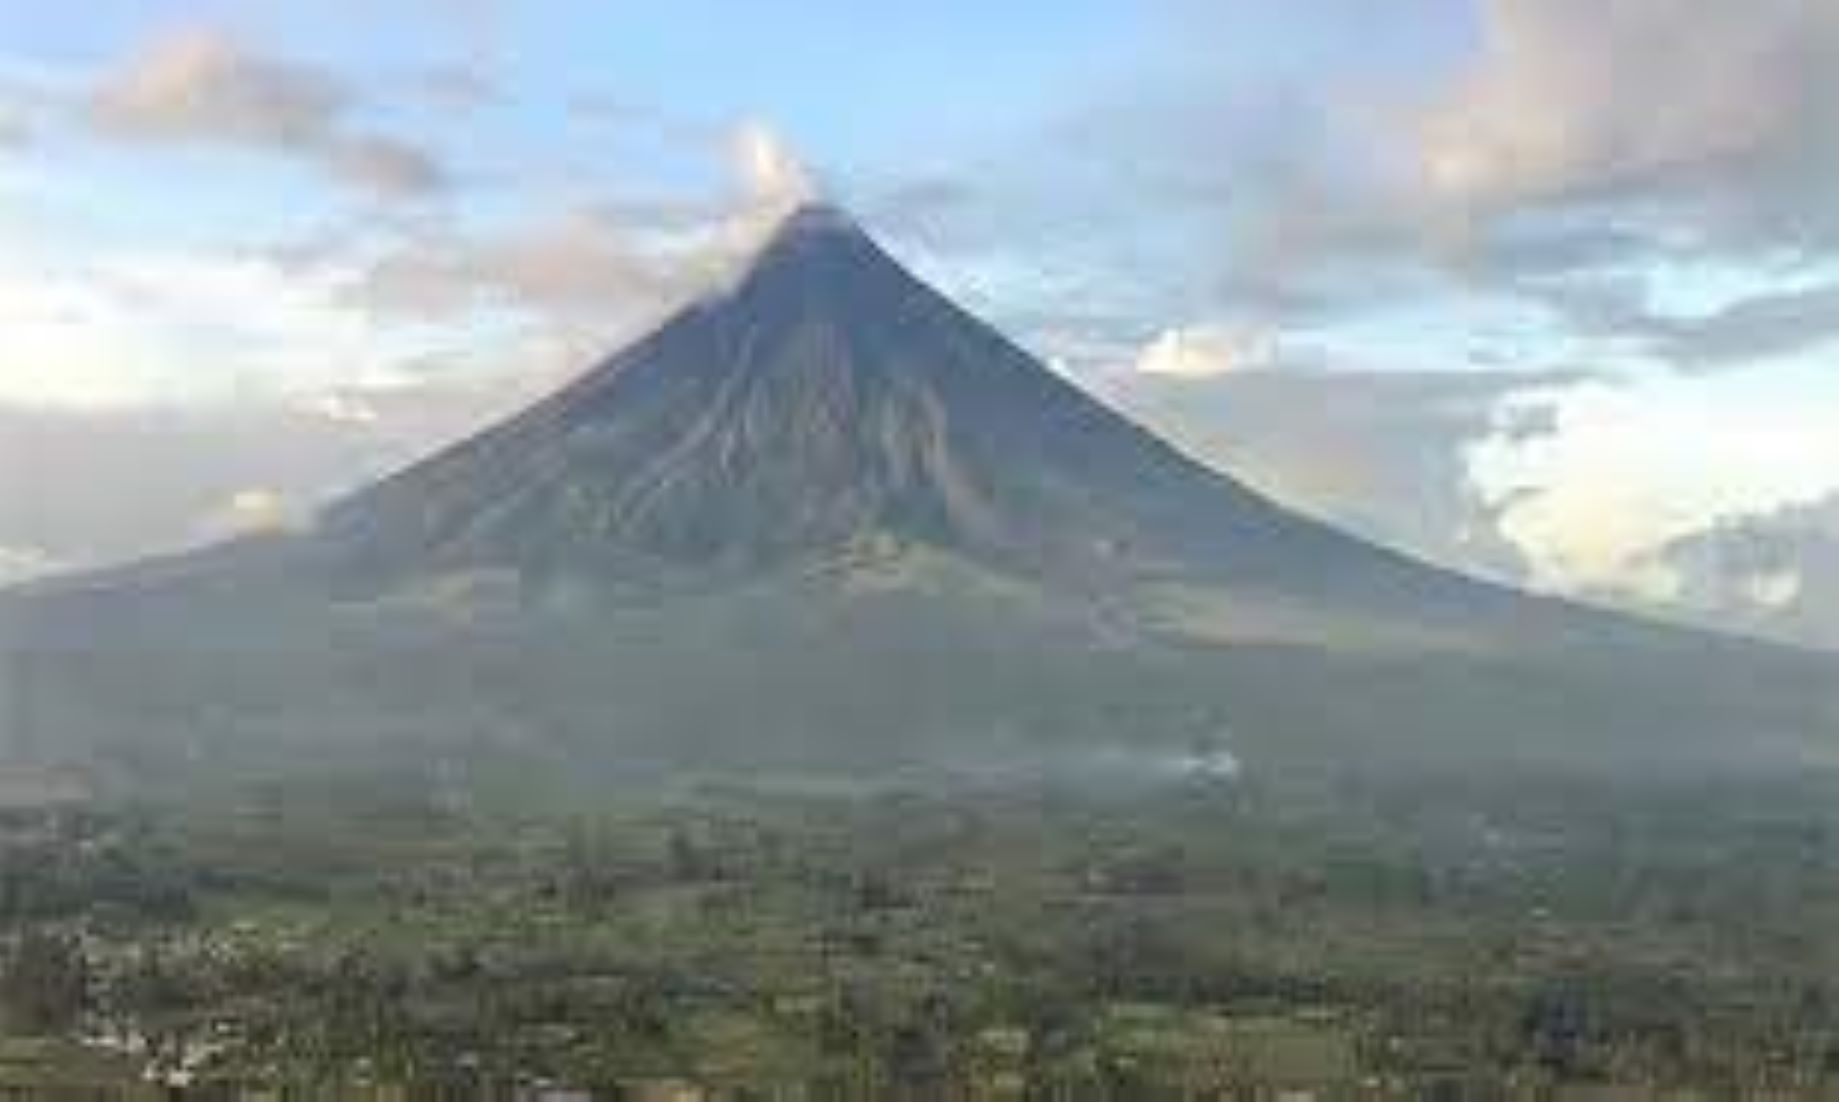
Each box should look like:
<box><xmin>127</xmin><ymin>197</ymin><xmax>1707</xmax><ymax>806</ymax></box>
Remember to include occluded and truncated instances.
<box><xmin>322</xmin><ymin>205</ymin><xmax>1375</xmax><ymax>584</ymax></box>
<box><xmin>2</xmin><ymin>205</ymin><xmax>1833</xmax><ymax>784</ymax></box>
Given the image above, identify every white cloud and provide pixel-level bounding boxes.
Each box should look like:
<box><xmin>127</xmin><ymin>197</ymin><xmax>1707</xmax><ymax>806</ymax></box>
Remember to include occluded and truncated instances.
<box><xmin>1415</xmin><ymin>0</ymin><xmax>1839</xmax><ymax>240</ymax></box>
<box><xmin>86</xmin><ymin>26</ymin><xmax>445</xmax><ymax>200</ymax></box>
<box><xmin>1745</xmin><ymin>569</ymin><xmax>1803</xmax><ymax>612</ymax></box>
<box><xmin>1154</xmin><ymin>0</ymin><xmax>1839</xmax><ymax>342</ymax></box>
<box><xmin>0</xmin><ymin>544</ymin><xmax>61</xmax><ymax>587</ymax></box>
<box><xmin>1658</xmin><ymin>494</ymin><xmax>1839</xmax><ymax>649</ymax></box>
<box><xmin>90</xmin><ymin>27</ymin><xmax>344</xmax><ymax>147</ymax></box>
<box><xmin>355</xmin><ymin>205</ymin><xmax>729</xmax><ymax>354</ymax></box>
<box><xmin>1112</xmin><ymin>362</ymin><xmax>1542</xmax><ymax>582</ymax></box>
<box><xmin>1133</xmin><ymin>326</ymin><xmax>1276</xmax><ymax>379</ymax></box>
<box><xmin>295</xmin><ymin>390</ymin><xmax>382</xmax><ymax>426</ymax></box>
<box><xmin>1467</xmin><ymin>363</ymin><xmax>1839</xmax><ymax>601</ymax></box>
<box><xmin>0</xmin><ymin>379</ymin><xmax>538</xmax><ymax>572</ymax></box>
<box><xmin>0</xmin><ymin>243</ymin><xmax>442</xmax><ymax>412</ymax></box>
<box><xmin>196</xmin><ymin>488</ymin><xmax>304</xmax><ymax>541</ymax></box>
<box><xmin>4</xmin><ymin>103</ymin><xmax>825</xmax><ymax>420</ymax></box>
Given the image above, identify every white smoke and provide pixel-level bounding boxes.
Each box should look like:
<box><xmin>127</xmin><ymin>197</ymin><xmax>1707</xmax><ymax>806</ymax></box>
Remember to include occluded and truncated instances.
<box><xmin>696</xmin><ymin>120</ymin><xmax>830</xmax><ymax>294</ymax></box>
<box><xmin>730</xmin><ymin>120</ymin><xmax>819</xmax><ymax>214</ymax></box>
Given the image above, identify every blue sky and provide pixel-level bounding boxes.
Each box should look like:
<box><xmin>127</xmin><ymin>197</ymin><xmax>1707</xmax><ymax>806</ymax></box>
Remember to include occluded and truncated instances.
<box><xmin>1</xmin><ymin>1</ymin><xmax>1838</xmax><ymax>647</ymax></box>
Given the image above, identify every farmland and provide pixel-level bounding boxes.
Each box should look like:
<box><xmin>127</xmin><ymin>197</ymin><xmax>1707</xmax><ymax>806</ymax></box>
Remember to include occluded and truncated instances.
<box><xmin>3</xmin><ymin>766</ymin><xmax>1838</xmax><ymax>1095</ymax></box>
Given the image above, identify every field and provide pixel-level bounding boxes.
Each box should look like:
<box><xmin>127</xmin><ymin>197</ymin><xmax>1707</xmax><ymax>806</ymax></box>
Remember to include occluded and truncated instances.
<box><xmin>2</xmin><ymin>764</ymin><xmax>1838</xmax><ymax>1096</ymax></box>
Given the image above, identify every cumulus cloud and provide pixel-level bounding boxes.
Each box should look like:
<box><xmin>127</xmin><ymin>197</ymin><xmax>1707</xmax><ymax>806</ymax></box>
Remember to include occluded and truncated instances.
<box><xmin>1067</xmin><ymin>3</ymin><xmax>1839</xmax><ymax>638</ymax></box>
<box><xmin>1115</xmin><ymin>342</ymin><xmax>1839</xmax><ymax>646</ymax></box>
<box><xmin>87</xmin><ymin>27</ymin><xmax>446</xmax><ymax>199</ymax></box>
<box><xmin>1109</xmin><ymin>358</ymin><xmax>1547</xmax><ymax>579</ymax></box>
<box><xmin>1133</xmin><ymin>326</ymin><xmax>1276</xmax><ymax>379</ymax></box>
<box><xmin>1467</xmin><ymin>365</ymin><xmax>1839</xmax><ymax>603</ymax></box>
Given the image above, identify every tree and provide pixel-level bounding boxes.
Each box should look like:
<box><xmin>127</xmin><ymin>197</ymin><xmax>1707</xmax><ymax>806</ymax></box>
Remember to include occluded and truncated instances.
<box><xmin>1</xmin><ymin>930</ymin><xmax>88</xmax><ymax>1034</ymax></box>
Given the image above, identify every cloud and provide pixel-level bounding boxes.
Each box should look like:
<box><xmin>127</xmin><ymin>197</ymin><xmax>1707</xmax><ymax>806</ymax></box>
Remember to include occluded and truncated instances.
<box><xmin>1109</xmin><ymin>358</ymin><xmax>1548</xmax><ymax>579</ymax></box>
<box><xmin>357</xmin><ymin>205</ymin><xmax>720</xmax><ymax>338</ymax></box>
<box><xmin>6</xmin><ymin>98</ymin><xmax>823</xmax><ymax>424</ymax></box>
<box><xmin>1415</xmin><ymin>0</ymin><xmax>1839</xmax><ymax>241</ymax></box>
<box><xmin>86</xmin><ymin>27</ymin><xmax>446</xmax><ymax>200</ymax></box>
<box><xmin>1053</xmin><ymin>1</ymin><xmax>1839</xmax><ymax>356</ymax></box>
<box><xmin>1659</xmin><ymin>493</ymin><xmax>1839</xmax><ymax>650</ymax></box>
<box><xmin>325</xmin><ymin>134</ymin><xmax>449</xmax><ymax>198</ymax></box>
<box><xmin>0</xmin><ymin>243</ymin><xmax>447</xmax><ymax>412</ymax></box>
<box><xmin>1526</xmin><ymin>267</ymin><xmax>1839</xmax><ymax>371</ymax></box>
<box><xmin>196</xmin><ymin>488</ymin><xmax>305</xmax><ymax>542</ymax></box>
<box><xmin>351</xmin><ymin>121</ymin><xmax>824</xmax><ymax>336</ymax></box>
<box><xmin>1133</xmin><ymin>326</ymin><xmax>1276</xmax><ymax>379</ymax></box>
<box><xmin>1115</xmin><ymin>338</ymin><xmax>1839</xmax><ymax>647</ymax></box>
<box><xmin>90</xmin><ymin>27</ymin><xmax>345</xmax><ymax>147</ymax></box>
<box><xmin>1641</xmin><ymin>280</ymin><xmax>1839</xmax><ymax>370</ymax></box>
<box><xmin>1376</xmin><ymin>2</ymin><xmax>1839</xmax><ymax>358</ymax></box>
<box><xmin>0</xmin><ymin>545</ymin><xmax>61</xmax><ymax>588</ymax></box>
<box><xmin>0</xmin><ymin>380</ymin><xmax>535</xmax><ymax>572</ymax></box>
<box><xmin>1747</xmin><ymin>569</ymin><xmax>1805</xmax><ymax>612</ymax></box>
<box><xmin>1467</xmin><ymin>365</ymin><xmax>1839</xmax><ymax>603</ymax></box>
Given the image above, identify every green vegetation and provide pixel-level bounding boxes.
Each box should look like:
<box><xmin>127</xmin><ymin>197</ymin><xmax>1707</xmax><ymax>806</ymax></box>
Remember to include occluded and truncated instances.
<box><xmin>3</xmin><ymin>768</ymin><xmax>1838</xmax><ymax>1095</ymax></box>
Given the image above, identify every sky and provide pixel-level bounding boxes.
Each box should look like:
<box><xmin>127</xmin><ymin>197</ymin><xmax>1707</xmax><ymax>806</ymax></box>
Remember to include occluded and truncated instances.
<box><xmin>1</xmin><ymin>0</ymin><xmax>1838</xmax><ymax>649</ymax></box>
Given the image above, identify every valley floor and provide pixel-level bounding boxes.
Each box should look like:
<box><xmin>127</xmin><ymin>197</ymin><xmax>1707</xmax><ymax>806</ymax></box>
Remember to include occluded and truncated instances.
<box><xmin>2</xmin><ymin>766</ymin><xmax>1838</xmax><ymax>1096</ymax></box>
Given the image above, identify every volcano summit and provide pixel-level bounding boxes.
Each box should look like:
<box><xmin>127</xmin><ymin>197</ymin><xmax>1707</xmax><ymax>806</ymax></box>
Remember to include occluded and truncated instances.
<box><xmin>323</xmin><ymin>204</ymin><xmax>1364</xmax><ymax>583</ymax></box>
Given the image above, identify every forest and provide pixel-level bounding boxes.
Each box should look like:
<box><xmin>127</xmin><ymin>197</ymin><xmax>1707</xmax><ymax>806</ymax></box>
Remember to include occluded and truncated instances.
<box><xmin>2</xmin><ymin>763</ymin><xmax>1837</xmax><ymax>1096</ymax></box>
